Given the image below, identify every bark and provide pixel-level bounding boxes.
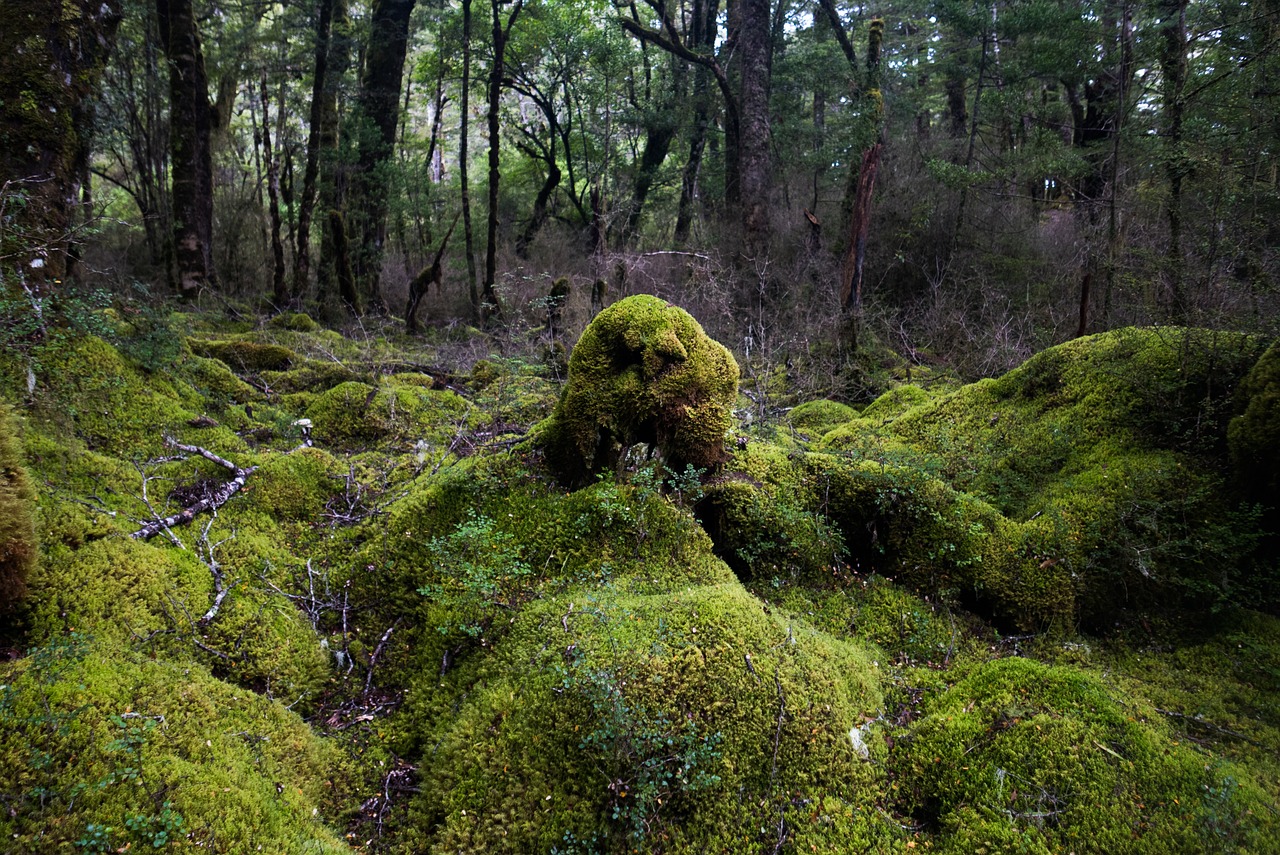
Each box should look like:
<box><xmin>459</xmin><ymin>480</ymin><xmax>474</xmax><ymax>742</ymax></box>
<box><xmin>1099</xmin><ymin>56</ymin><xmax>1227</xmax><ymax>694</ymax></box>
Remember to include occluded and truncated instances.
<box><xmin>0</xmin><ymin>0</ymin><xmax>122</xmax><ymax>285</ymax></box>
<box><xmin>738</xmin><ymin>0</ymin><xmax>773</xmax><ymax>251</ymax></box>
<box><xmin>315</xmin><ymin>0</ymin><xmax>354</xmax><ymax>313</ymax></box>
<box><xmin>484</xmin><ymin>0</ymin><xmax>526</xmax><ymax>321</ymax></box>
<box><xmin>295</xmin><ymin>0</ymin><xmax>338</xmax><ymax>299</ymax></box>
<box><xmin>1159</xmin><ymin>0</ymin><xmax>1190</xmax><ymax>323</ymax></box>
<box><xmin>405</xmin><ymin>214</ymin><xmax>459</xmax><ymax>333</ymax></box>
<box><xmin>350</xmin><ymin>0</ymin><xmax>416</xmax><ymax>311</ymax></box>
<box><xmin>460</xmin><ymin>0</ymin><xmax>480</xmax><ymax>319</ymax></box>
<box><xmin>259</xmin><ymin>73</ymin><xmax>287</xmax><ymax>306</ymax></box>
<box><xmin>675</xmin><ymin>0</ymin><xmax>720</xmax><ymax>243</ymax></box>
<box><xmin>158</xmin><ymin>0</ymin><xmax>217</xmax><ymax>297</ymax></box>
<box><xmin>840</xmin><ymin>143</ymin><xmax>883</xmax><ymax>310</ymax></box>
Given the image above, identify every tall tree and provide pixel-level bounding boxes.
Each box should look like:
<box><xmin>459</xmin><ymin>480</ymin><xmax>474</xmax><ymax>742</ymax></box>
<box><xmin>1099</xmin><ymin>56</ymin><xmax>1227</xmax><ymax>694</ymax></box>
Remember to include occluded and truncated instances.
<box><xmin>157</xmin><ymin>0</ymin><xmax>216</xmax><ymax>297</ymax></box>
<box><xmin>350</xmin><ymin>0</ymin><xmax>416</xmax><ymax>311</ymax></box>
<box><xmin>1</xmin><ymin>0</ymin><xmax>122</xmax><ymax>285</ymax></box>
<box><xmin>483</xmin><ymin>0</ymin><xmax>526</xmax><ymax>319</ymax></box>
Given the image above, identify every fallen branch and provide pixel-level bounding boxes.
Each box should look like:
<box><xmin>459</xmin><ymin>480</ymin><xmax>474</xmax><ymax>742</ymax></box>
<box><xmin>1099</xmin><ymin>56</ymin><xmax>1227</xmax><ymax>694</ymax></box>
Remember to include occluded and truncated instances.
<box><xmin>130</xmin><ymin>440</ymin><xmax>257</xmax><ymax>540</ymax></box>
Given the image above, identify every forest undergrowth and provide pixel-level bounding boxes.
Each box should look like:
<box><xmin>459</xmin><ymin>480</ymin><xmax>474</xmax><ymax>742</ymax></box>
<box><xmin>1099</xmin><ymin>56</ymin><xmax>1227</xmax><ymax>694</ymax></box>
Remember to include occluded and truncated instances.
<box><xmin>0</xmin><ymin>284</ymin><xmax>1277</xmax><ymax>854</ymax></box>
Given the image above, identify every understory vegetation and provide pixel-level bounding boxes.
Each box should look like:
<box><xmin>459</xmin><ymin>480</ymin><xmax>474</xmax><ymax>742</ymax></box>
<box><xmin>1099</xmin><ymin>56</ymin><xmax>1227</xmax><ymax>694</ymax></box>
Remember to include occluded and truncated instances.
<box><xmin>0</xmin><ymin>292</ymin><xmax>1276</xmax><ymax>854</ymax></box>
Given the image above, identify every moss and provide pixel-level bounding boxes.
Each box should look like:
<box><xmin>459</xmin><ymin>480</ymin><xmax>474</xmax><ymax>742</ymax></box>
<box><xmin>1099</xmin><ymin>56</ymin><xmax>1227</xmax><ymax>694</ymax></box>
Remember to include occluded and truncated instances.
<box><xmin>179</xmin><ymin>355</ymin><xmax>262</xmax><ymax>408</ymax></box>
<box><xmin>787</xmin><ymin>399</ymin><xmax>859</xmax><ymax>436</ymax></box>
<box><xmin>0</xmin><ymin>404</ymin><xmax>37</xmax><ymax>612</ymax></box>
<box><xmin>469</xmin><ymin>358</ymin><xmax>501</xmax><ymax>390</ymax></box>
<box><xmin>305</xmin><ymin>381</ymin><xmax>469</xmax><ymax>450</ymax></box>
<box><xmin>0</xmin><ymin>638</ymin><xmax>351</xmax><ymax>853</ymax></box>
<box><xmin>1228</xmin><ymin>340</ymin><xmax>1280</xmax><ymax>500</ymax></box>
<box><xmin>268</xmin><ymin>312</ymin><xmax>322</xmax><ymax>332</ymax></box>
<box><xmin>859</xmin><ymin>383</ymin><xmax>932</xmax><ymax>421</ymax></box>
<box><xmin>244</xmin><ymin>447</ymin><xmax>343</xmax><ymax>522</ymax></box>
<box><xmin>892</xmin><ymin>656</ymin><xmax>1274</xmax><ymax>853</ymax></box>
<box><xmin>260</xmin><ymin>360</ymin><xmax>367</xmax><ymax>394</ymax></box>
<box><xmin>394</xmin><ymin>584</ymin><xmax>894</xmax><ymax>854</ymax></box>
<box><xmin>189</xmin><ymin>339</ymin><xmax>297</xmax><ymax>373</ymax></box>
<box><xmin>533</xmin><ymin>295</ymin><xmax>739</xmax><ymax>487</ymax></box>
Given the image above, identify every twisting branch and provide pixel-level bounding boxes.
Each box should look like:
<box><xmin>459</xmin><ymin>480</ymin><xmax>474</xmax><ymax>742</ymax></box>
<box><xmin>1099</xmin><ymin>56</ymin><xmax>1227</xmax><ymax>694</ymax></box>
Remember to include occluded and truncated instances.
<box><xmin>195</xmin><ymin>513</ymin><xmax>238</xmax><ymax>625</ymax></box>
<box><xmin>130</xmin><ymin>439</ymin><xmax>258</xmax><ymax>540</ymax></box>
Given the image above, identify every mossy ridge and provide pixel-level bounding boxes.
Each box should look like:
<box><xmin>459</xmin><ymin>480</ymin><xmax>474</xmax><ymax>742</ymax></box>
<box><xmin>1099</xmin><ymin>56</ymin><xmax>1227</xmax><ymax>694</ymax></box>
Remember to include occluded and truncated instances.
<box><xmin>304</xmin><ymin>380</ymin><xmax>469</xmax><ymax>450</ymax></box>
<box><xmin>533</xmin><ymin>294</ymin><xmax>739</xmax><ymax>488</ymax></box>
<box><xmin>188</xmin><ymin>338</ymin><xmax>297</xmax><ymax>373</ymax></box>
<box><xmin>890</xmin><ymin>656</ymin><xmax>1273</xmax><ymax>854</ymax></box>
<box><xmin>0</xmin><ymin>404</ymin><xmax>38</xmax><ymax>612</ymax></box>
<box><xmin>0</xmin><ymin>637</ymin><xmax>352</xmax><ymax>853</ymax></box>
<box><xmin>394</xmin><ymin>584</ymin><xmax>896</xmax><ymax>854</ymax></box>
<box><xmin>1228</xmin><ymin>339</ymin><xmax>1280</xmax><ymax>501</ymax></box>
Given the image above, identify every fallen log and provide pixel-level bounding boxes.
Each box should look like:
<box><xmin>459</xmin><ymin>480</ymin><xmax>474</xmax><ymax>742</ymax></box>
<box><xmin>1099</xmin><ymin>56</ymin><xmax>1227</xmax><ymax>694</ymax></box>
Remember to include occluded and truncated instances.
<box><xmin>130</xmin><ymin>440</ymin><xmax>257</xmax><ymax>540</ymax></box>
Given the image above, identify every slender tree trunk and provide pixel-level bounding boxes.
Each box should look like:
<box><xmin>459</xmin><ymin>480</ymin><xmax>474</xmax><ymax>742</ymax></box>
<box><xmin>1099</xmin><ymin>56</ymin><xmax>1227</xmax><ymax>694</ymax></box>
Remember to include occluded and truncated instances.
<box><xmin>675</xmin><ymin>0</ymin><xmax>719</xmax><ymax>243</ymax></box>
<box><xmin>1160</xmin><ymin>0</ymin><xmax>1190</xmax><ymax>323</ymax></box>
<box><xmin>484</xmin><ymin>0</ymin><xmax>526</xmax><ymax>321</ymax></box>
<box><xmin>350</xmin><ymin>0</ymin><xmax>416</xmax><ymax>312</ymax></box>
<box><xmin>260</xmin><ymin>73</ymin><xmax>287</xmax><ymax>306</ymax></box>
<box><xmin>1</xmin><ymin>0</ymin><xmax>122</xmax><ymax>287</ymax></box>
<box><xmin>460</xmin><ymin>0</ymin><xmax>480</xmax><ymax>319</ymax></box>
<box><xmin>294</xmin><ymin>0</ymin><xmax>338</xmax><ymax>300</ymax></box>
<box><xmin>158</xmin><ymin>0</ymin><xmax>217</xmax><ymax>297</ymax></box>
<box><xmin>738</xmin><ymin>0</ymin><xmax>773</xmax><ymax>252</ymax></box>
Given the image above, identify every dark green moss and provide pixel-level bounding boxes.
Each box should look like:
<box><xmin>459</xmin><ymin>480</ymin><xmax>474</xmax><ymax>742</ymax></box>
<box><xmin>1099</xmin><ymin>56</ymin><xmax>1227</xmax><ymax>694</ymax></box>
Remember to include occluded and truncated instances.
<box><xmin>1228</xmin><ymin>340</ymin><xmax>1280</xmax><ymax>500</ymax></box>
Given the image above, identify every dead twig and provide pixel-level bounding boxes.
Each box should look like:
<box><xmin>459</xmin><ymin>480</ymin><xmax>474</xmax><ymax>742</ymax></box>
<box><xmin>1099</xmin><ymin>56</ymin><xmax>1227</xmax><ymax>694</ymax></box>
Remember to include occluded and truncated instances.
<box><xmin>130</xmin><ymin>439</ymin><xmax>257</xmax><ymax>540</ymax></box>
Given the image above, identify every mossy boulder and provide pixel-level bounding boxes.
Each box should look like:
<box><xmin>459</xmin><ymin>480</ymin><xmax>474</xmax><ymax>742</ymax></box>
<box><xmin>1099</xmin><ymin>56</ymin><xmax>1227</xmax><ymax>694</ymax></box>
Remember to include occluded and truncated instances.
<box><xmin>190</xmin><ymin>338</ymin><xmax>296</xmax><ymax>373</ymax></box>
<box><xmin>533</xmin><ymin>295</ymin><xmax>739</xmax><ymax>487</ymax></box>
<box><xmin>1228</xmin><ymin>340</ymin><xmax>1280</xmax><ymax>501</ymax></box>
<box><xmin>891</xmin><ymin>656</ymin><xmax>1274</xmax><ymax>853</ymax></box>
<box><xmin>0</xmin><ymin>405</ymin><xmax>37</xmax><ymax>611</ymax></box>
<box><xmin>0</xmin><ymin>638</ymin><xmax>351</xmax><ymax>853</ymax></box>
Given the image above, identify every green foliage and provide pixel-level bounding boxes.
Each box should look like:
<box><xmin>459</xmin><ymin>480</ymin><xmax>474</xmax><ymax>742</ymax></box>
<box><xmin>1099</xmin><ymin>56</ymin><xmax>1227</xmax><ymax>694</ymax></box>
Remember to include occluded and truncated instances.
<box><xmin>533</xmin><ymin>294</ymin><xmax>739</xmax><ymax>488</ymax></box>
<box><xmin>417</xmin><ymin>510</ymin><xmax>534</xmax><ymax>640</ymax></box>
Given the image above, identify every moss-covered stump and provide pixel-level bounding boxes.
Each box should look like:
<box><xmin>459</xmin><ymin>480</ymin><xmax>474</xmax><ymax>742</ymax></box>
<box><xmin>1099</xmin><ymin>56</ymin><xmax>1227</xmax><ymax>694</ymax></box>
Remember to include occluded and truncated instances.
<box><xmin>0</xmin><ymin>404</ymin><xmax>37</xmax><ymax>612</ymax></box>
<box><xmin>0</xmin><ymin>638</ymin><xmax>351</xmax><ymax>853</ymax></box>
<box><xmin>891</xmin><ymin>657</ymin><xmax>1274</xmax><ymax>854</ymax></box>
<box><xmin>395</xmin><ymin>584</ymin><xmax>896</xmax><ymax>854</ymax></box>
<box><xmin>533</xmin><ymin>294</ymin><xmax>739</xmax><ymax>488</ymax></box>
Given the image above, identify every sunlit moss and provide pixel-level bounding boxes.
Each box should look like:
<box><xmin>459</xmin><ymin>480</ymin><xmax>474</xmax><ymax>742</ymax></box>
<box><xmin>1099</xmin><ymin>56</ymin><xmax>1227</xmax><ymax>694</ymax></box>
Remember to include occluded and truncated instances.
<box><xmin>0</xmin><ymin>403</ymin><xmax>37</xmax><ymax>611</ymax></box>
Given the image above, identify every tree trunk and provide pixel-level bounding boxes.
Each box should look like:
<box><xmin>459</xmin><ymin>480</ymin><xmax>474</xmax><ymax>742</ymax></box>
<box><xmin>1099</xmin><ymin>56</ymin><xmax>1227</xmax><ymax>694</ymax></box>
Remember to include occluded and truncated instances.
<box><xmin>484</xmin><ymin>0</ymin><xmax>526</xmax><ymax>321</ymax></box>
<box><xmin>294</xmin><ymin>0</ymin><xmax>338</xmax><ymax>300</ymax></box>
<box><xmin>460</xmin><ymin>0</ymin><xmax>480</xmax><ymax>320</ymax></box>
<box><xmin>316</xmin><ymin>0</ymin><xmax>354</xmax><ymax>315</ymax></box>
<box><xmin>0</xmin><ymin>0</ymin><xmax>122</xmax><ymax>287</ymax></box>
<box><xmin>737</xmin><ymin>0</ymin><xmax>773</xmax><ymax>252</ymax></box>
<box><xmin>260</xmin><ymin>73</ymin><xmax>287</xmax><ymax>306</ymax></box>
<box><xmin>158</xmin><ymin>0</ymin><xmax>217</xmax><ymax>298</ymax></box>
<box><xmin>1159</xmin><ymin>0</ymin><xmax>1190</xmax><ymax>323</ymax></box>
<box><xmin>350</xmin><ymin>0</ymin><xmax>416</xmax><ymax>312</ymax></box>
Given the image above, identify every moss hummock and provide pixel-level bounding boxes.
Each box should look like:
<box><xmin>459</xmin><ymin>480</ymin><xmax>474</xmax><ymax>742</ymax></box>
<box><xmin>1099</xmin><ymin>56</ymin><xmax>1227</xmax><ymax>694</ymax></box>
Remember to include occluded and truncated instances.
<box><xmin>0</xmin><ymin>404</ymin><xmax>37</xmax><ymax>611</ymax></box>
<box><xmin>533</xmin><ymin>294</ymin><xmax>739</xmax><ymax>487</ymax></box>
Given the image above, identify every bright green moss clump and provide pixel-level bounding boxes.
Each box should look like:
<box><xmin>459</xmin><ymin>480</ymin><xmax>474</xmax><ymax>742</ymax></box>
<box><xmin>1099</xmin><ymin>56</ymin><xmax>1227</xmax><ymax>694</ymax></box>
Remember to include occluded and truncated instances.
<box><xmin>0</xmin><ymin>404</ymin><xmax>37</xmax><ymax>611</ymax></box>
<box><xmin>787</xmin><ymin>398</ymin><xmax>858</xmax><ymax>436</ymax></box>
<box><xmin>892</xmin><ymin>657</ymin><xmax>1273</xmax><ymax>853</ymax></box>
<box><xmin>305</xmin><ymin>380</ymin><xmax>468</xmax><ymax>449</ymax></box>
<box><xmin>534</xmin><ymin>295</ymin><xmax>739</xmax><ymax>487</ymax></box>
<box><xmin>189</xmin><ymin>338</ymin><xmax>296</xmax><ymax>373</ymax></box>
<box><xmin>0</xmin><ymin>637</ymin><xmax>351</xmax><ymax>853</ymax></box>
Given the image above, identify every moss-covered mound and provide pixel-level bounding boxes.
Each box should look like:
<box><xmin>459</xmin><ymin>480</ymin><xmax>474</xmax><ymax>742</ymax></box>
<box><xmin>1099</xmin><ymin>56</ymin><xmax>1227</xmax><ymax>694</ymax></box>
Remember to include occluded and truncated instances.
<box><xmin>787</xmin><ymin>398</ymin><xmax>859</xmax><ymax>436</ymax></box>
<box><xmin>891</xmin><ymin>656</ymin><xmax>1274</xmax><ymax>854</ymax></box>
<box><xmin>0</xmin><ymin>404</ymin><xmax>37</xmax><ymax>611</ymax></box>
<box><xmin>723</xmin><ymin>329</ymin><xmax>1274</xmax><ymax>628</ymax></box>
<box><xmin>1228</xmin><ymin>340</ymin><xmax>1280</xmax><ymax>501</ymax></box>
<box><xmin>0</xmin><ymin>637</ymin><xmax>350</xmax><ymax>853</ymax></box>
<box><xmin>189</xmin><ymin>338</ymin><xmax>296</xmax><ymax>373</ymax></box>
<box><xmin>533</xmin><ymin>294</ymin><xmax>739</xmax><ymax>487</ymax></box>
<box><xmin>305</xmin><ymin>380</ymin><xmax>468</xmax><ymax>449</ymax></box>
<box><xmin>392</xmin><ymin>584</ymin><xmax>898</xmax><ymax>854</ymax></box>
